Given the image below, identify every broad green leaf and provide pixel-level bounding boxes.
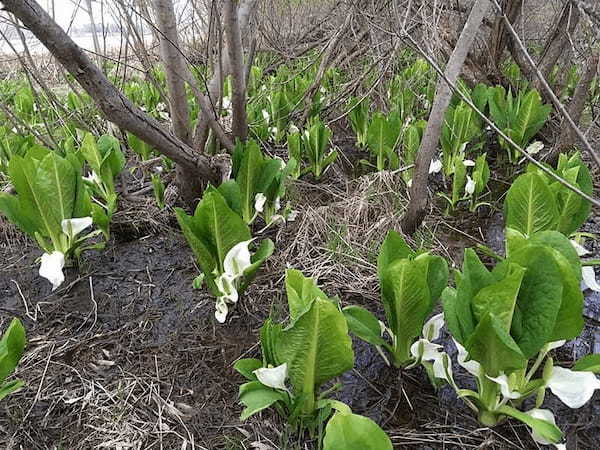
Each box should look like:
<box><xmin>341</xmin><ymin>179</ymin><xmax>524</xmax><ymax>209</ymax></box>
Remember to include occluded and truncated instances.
<box><xmin>377</xmin><ymin>230</ymin><xmax>413</xmax><ymax>279</ymax></box>
<box><xmin>36</xmin><ymin>152</ymin><xmax>76</xmax><ymax>226</ymax></box>
<box><xmin>238</xmin><ymin>381</ymin><xmax>285</xmax><ymax>420</ymax></box>
<box><xmin>472</xmin><ymin>264</ymin><xmax>525</xmax><ymax>332</ymax></box>
<box><xmin>424</xmin><ymin>254</ymin><xmax>449</xmax><ymax>305</ymax></box>
<box><xmin>497</xmin><ymin>405</ymin><xmax>562</xmax><ymax>444</ymax></box>
<box><xmin>194</xmin><ymin>191</ymin><xmax>251</xmax><ymax>272</ymax></box>
<box><xmin>80</xmin><ymin>133</ymin><xmax>103</xmax><ymax>173</ymax></box>
<box><xmin>0</xmin><ymin>318</ymin><xmax>26</xmax><ymax>384</ymax></box>
<box><xmin>509</xmin><ymin>245</ymin><xmax>565</xmax><ymax>358</ymax></box>
<box><xmin>234</xmin><ymin>358</ymin><xmax>262</xmax><ymax>380</ymax></box>
<box><xmin>0</xmin><ymin>379</ymin><xmax>24</xmax><ymax>402</ymax></box>
<box><xmin>343</xmin><ymin>306</ymin><xmax>386</xmax><ymax>347</ymax></box>
<box><xmin>380</xmin><ymin>258</ymin><xmax>431</xmax><ymax>365</ymax></box>
<box><xmin>573</xmin><ymin>354</ymin><xmax>600</xmax><ymax>373</ymax></box>
<box><xmin>323</xmin><ymin>412</ymin><xmax>393</xmax><ymax>450</ymax></box>
<box><xmin>505</xmin><ymin>173</ymin><xmax>558</xmax><ymax>236</ymax></box>
<box><xmin>237</xmin><ymin>141</ymin><xmax>264</xmax><ymax>223</ymax></box>
<box><xmin>276</xmin><ymin>297</ymin><xmax>354</xmax><ymax>406</ymax></box>
<box><xmin>466</xmin><ymin>313</ymin><xmax>526</xmax><ymax>376</ymax></box>
<box><xmin>527</xmin><ymin>231</ymin><xmax>581</xmax><ymax>280</ymax></box>
<box><xmin>285</xmin><ymin>269</ymin><xmax>329</xmax><ymax>321</ymax></box>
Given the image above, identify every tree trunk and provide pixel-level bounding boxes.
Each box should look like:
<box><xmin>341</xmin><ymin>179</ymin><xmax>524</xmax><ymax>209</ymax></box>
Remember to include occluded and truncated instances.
<box><xmin>223</xmin><ymin>0</ymin><xmax>248</xmax><ymax>141</ymax></box>
<box><xmin>535</xmin><ymin>1</ymin><xmax>580</xmax><ymax>92</ymax></box>
<box><xmin>154</xmin><ymin>0</ymin><xmax>191</xmax><ymax>145</ymax></box>
<box><xmin>548</xmin><ymin>51</ymin><xmax>599</xmax><ymax>164</ymax></box>
<box><xmin>401</xmin><ymin>0</ymin><xmax>491</xmax><ymax>235</ymax></box>
<box><xmin>487</xmin><ymin>0</ymin><xmax>523</xmax><ymax>70</ymax></box>
<box><xmin>3</xmin><ymin>0</ymin><xmax>220</xmax><ymax>202</ymax></box>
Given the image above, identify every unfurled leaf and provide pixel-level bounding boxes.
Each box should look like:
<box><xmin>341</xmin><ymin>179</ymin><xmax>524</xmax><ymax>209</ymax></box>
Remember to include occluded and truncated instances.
<box><xmin>323</xmin><ymin>411</ymin><xmax>392</xmax><ymax>450</ymax></box>
<box><xmin>343</xmin><ymin>306</ymin><xmax>386</xmax><ymax>347</ymax></box>
<box><xmin>238</xmin><ymin>381</ymin><xmax>286</xmax><ymax>420</ymax></box>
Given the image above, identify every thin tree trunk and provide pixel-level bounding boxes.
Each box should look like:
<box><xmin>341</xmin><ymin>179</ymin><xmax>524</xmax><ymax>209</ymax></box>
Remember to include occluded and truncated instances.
<box><xmin>548</xmin><ymin>51</ymin><xmax>599</xmax><ymax>164</ymax></box>
<box><xmin>401</xmin><ymin>0</ymin><xmax>491</xmax><ymax>235</ymax></box>
<box><xmin>487</xmin><ymin>0</ymin><xmax>522</xmax><ymax>70</ymax></box>
<box><xmin>223</xmin><ymin>0</ymin><xmax>248</xmax><ymax>141</ymax></box>
<box><xmin>154</xmin><ymin>0</ymin><xmax>191</xmax><ymax>145</ymax></box>
<box><xmin>85</xmin><ymin>0</ymin><xmax>102</xmax><ymax>66</ymax></box>
<box><xmin>535</xmin><ymin>1</ymin><xmax>580</xmax><ymax>91</ymax></box>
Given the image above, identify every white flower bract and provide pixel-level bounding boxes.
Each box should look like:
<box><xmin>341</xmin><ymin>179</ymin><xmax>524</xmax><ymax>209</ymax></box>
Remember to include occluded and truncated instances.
<box><xmin>422</xmin><ymin>313</ymin><xmax>444</xmax><ymax>341</ymax></box>
<box><xmin>429</xmin><ymin>159</ymin><xmax>442</xmax><ymax>174</ymax></box>
<box><xmin>39</xmin><ymin>251</ymin><xmax>65</xmax><ymax>291</ymax></box>
<box><xmin>253</xmin><ymin>363</ymin><xmax>288</xmax><ymax>391</ymax></box>
<box><xmin>546</xmin><ymin>366</ymin><xmax>600</xmax><ymax>409</ymax></box>
<box><xmin>61</xmin><ymin>217</ymin><xmax>93</xmax><ymax>237</ymax></box>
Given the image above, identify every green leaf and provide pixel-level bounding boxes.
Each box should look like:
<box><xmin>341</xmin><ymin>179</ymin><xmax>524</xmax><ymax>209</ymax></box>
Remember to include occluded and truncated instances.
<box><xmin>505</xmin><ymin>173</ymin><xmax>558</xmax><ymax>236</ymax></box>
<box><xmin>80</xmin><ymin>132</ymin><xmax>103</xmax><ymax>173</ymax></box>
<box><xmin>194</xmin><ymin>191</ymin><xmax>251</xmax><ymax>271</ymax></box>
<box><xmin>239</xmin><ymin>239</ymin><xmax>275</xmax><ymax>293</ymax></box>
<box><xmin>236</xmin><ymin>140</ymin><xmax>264</xmax><ymax>223</ymax></box>
<box><xmin>466</xmin><ymin>313</ymin><xmax>526</xmax><ymax>376</ymax></box>
<box><xmin>380</xmin><ymin>257</ymin><xmax>431</xmax><ymax>366</ymax></box>
<box><xmin>323</xmin><ymin>412</ymin><xmax>393</xmax><ymax>450</ymax></box>
<box><xmin>377</xmin><ymin>230</ymin><xmax>414</xmax><ymax>279</ymax></box>
<box><xmin>472</xmin><ymin>263</ymin><xmax>525</xmax><ymax>332</ymax></box>
<box><xmin>0</xmin><ymin>379</ymin><xmax>24</xmax><ymax>402</ymax></box>
<box><xmin>497</xmin><ymin>405</ymin><xmax>562</xmax><ymax>444</ymax></box>
<box><xmin>275</xmin><ymin>297</ymin><xmax>354</xmax><ymax>410</ymax></box>
<box><xmin>573</xmin><ymin>354</ymin><xmax>600</xmax><ymax>373</ymax></box>
<box><xmin>343</xmin><ymin>306</ymin><xmax>386</xmax><ymax>347</ymax></box>
<box><xmin>234</xmin><ymin>358</ymin><xmax>262</xmax><ymax>380</ymax></box>
<box><xmin>285</xmin><ymin>269</ymin><xmax>329</xmax><ymax>321</ymax></box>
<box><xmin>0</xmin><ymin>318</ymin><xmax>26</xmax><ymax>385</ymax></box>
<box><xmin>508</xmin><ymin>245</ymin><xmax>567</xmax><ymax>358</ymax></box>
<box><xmin>238</xmin><ymin>381</ymin><xmax>285</xmax><ymax>420</ymax></box>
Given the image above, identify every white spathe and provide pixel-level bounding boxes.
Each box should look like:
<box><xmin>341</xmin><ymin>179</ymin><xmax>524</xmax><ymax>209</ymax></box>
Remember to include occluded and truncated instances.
<box><xmin>581</xmin><ymin>267</ymin><xmax>600</xmax><ymax>292</ymax></box>
<box><xmin>429</xmin><ymin>159</ymin><xmax>442</xmax><ymax>174</ymax></box>
<box><xmin>422</xmin><ymin>313</ymin><xmax>444</xmax><ymax>341</ymax></box>
<box><xmin>465</xmin><ymin>175</ymin><xmax>476</xmax><ymax>195</ymax></box>
<box><xmin>61</xmin><ymin>217</ymin><xmax>93</xmax><ymax>237</ymax></box>
<box><xmin>254</xmin><ymin>193</ymin><xmax>267</xmax><ymax>214</ymax></box>
<box><xmin>432</xmin><ymin>352</ymin><xmax>453</xmax><ymax>382</ymax></box>
<box><xmin>215</xmin><ymin>297</ymin><xmax>229</xmax><ymax>323</ymax></box>
<box><xmin>526</xmin><ymin>141</ymin><xmax>544</xmax><ymax>155</ymax></box>
<box><xmin>547</xmin><ymin>340</ymin><xmax>566</xmax><ymax>351</ymax></box>
<box><xmin>261</xmin><ymin>109</ymin><xmax>270</xmax><ymax>122</ymax></box>
<box><xmin>454</xmin><ymin>339</ymin><xmax>481</xmax><ymax>377</ymax></box>
<box><xmin>253</xmin><ymin>363</ymin><xmax>288</xmax><ymax>391</ymax></box>
<box><xmin>524</xmin><ymin>409</ymin><xmax>564</xmax><ymax>448</ymax></box>
<box><xmin>410</xmin><ymin>338</ymin><xmax>443</xmax><ymax>362</ymax></box>
<box><xmin>487</xmin><ymin>373</ymin><xmax>521</xmax><ymax>400</ymax></box>
<box><xmin>82</xmin><ymin>171</ymin><xmax>101</xmax><ymax>186</ymax></box>
<box><xmin>39</xmin><ymin>251</ymin><xmax>65</xmax><ymax>291</ymax></box>
<box><xmin>289</xmin><ymin>123</ymin><xmax>300</xmax><ymax>134</ymax></box>
<box><xmin>463</xmin><ymin>159</ymin><xmax>475</xmax><ymax>167</ymax></box>
<box><xmin>223</xmin><ymin>240</ymin><xmax>253</xmax><ymax>279</ymax></box>
<box><xmin>547</xmin><ymin>366</ymin><xmax>600</xmax><ymax>409</ymax></box>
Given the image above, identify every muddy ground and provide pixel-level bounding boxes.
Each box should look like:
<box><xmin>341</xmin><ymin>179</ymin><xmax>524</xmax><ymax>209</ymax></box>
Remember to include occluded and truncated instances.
<box><xmin>0</xmin><ymin>165</ymin><xmax>599</xmax><ymax>450</ymax></box>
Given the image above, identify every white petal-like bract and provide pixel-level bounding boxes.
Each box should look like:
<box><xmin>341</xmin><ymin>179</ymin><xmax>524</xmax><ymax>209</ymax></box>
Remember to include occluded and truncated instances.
<box><xmin>547</xmin><ymin>366</ymin><xmax>600</xmax><ymax>408</ymax></box>
<box><xmin>454</xmin><ymin>339</ymin><xmax>481</xmax><ymax>377</ymax></box>
<box><xmin>39</xmin><ymin>251</ymin><xmax>66</xmax><ymax>291</ymax></box>
<box><xmin>526</xmin><ymin>141</ymin><xmax>544</xmax><ymax>155</ymax></box>
<box><xmin>223</xmin><ymin>241</ymin><xmax>253</xmax><ymax>279</ymax></box>
<box><xmin>410</xmin><ymin>338</ymin><xmax>442</xmax><ymax>362</ymax></box>
<box><xmin>253</xmin><ymin>363</ymin><xmax>288</xmax><ymax>391</ymax></box>
<box><xmin>429</xmin><ymin>159</ymin><xmax>442</xmax><ymax>174</ymax></box>
<box><xmin>215</xmin><ymin>297</ymin><xmax>229</xmax><ymax>323</ymax></box>
<box><xmin>254</xmin><ymin>193</ymin><xmax>267</xmax><ymax>214</ymax></box>
<box><xmin>487</xmin><ymin>373</ymin><xmax>521</xmax><ymax>399</ymax></box>
<box><xmin>432</xmin><ymin>352</ymin><xmax>453</xmax><ymax>382</ymax></box>
<box><xmin>581</xmin><ymin>267</ymin><xmax>600</xmax><ymax>292</ymax></box>
<box><xmin>463</xmin><ymin>159</ymin><xmax>475</xmax><ymax>167</ymax></box>
<box><xmin>422</xmin><ymin>313</ymin><xmax>444</xmax><ymax>341</ymax></box>
<box><xmin>570</xmin><ymin>240</ymin><xmax>590</xmax><ymax>256</ymax></box>
<box><xmin>61</xmin><ymin>217</ymin><xmax>93</xmax><ymax>237</ymax></box>
<box><xmin>465</xmin><ymin>176</ymin><xmax>476</xmax><ymax>195</ymax></box>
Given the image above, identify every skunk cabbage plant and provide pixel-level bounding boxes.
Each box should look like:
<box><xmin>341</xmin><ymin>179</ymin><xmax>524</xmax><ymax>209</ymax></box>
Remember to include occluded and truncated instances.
<box><xmin>436</xmin><ymin>230</ymin><xmax>599</xmax><ymax>447</ymax></box>
<box><xmin>0</xmin><ymin>150</ymin><xmax>101</xmax><ymax>290</ymax></box>
<box><xmin>175</xmin><ymin>190</ymin><xmax>274</xmax><ymax>323</ymax></box>
<box><xmin>343</xmin><ymin>231</ymin><xmax>448</xmax><ymax>368</ymax></box>
<box><xmin>235</xmin><ymin>270</ymin><xmax>392</xmax><ymax>448</ymax></box>
<box><xmin>0</xmin><ymin>318</ymin><xmax>27</xmax><ymax>402</ymax></box>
